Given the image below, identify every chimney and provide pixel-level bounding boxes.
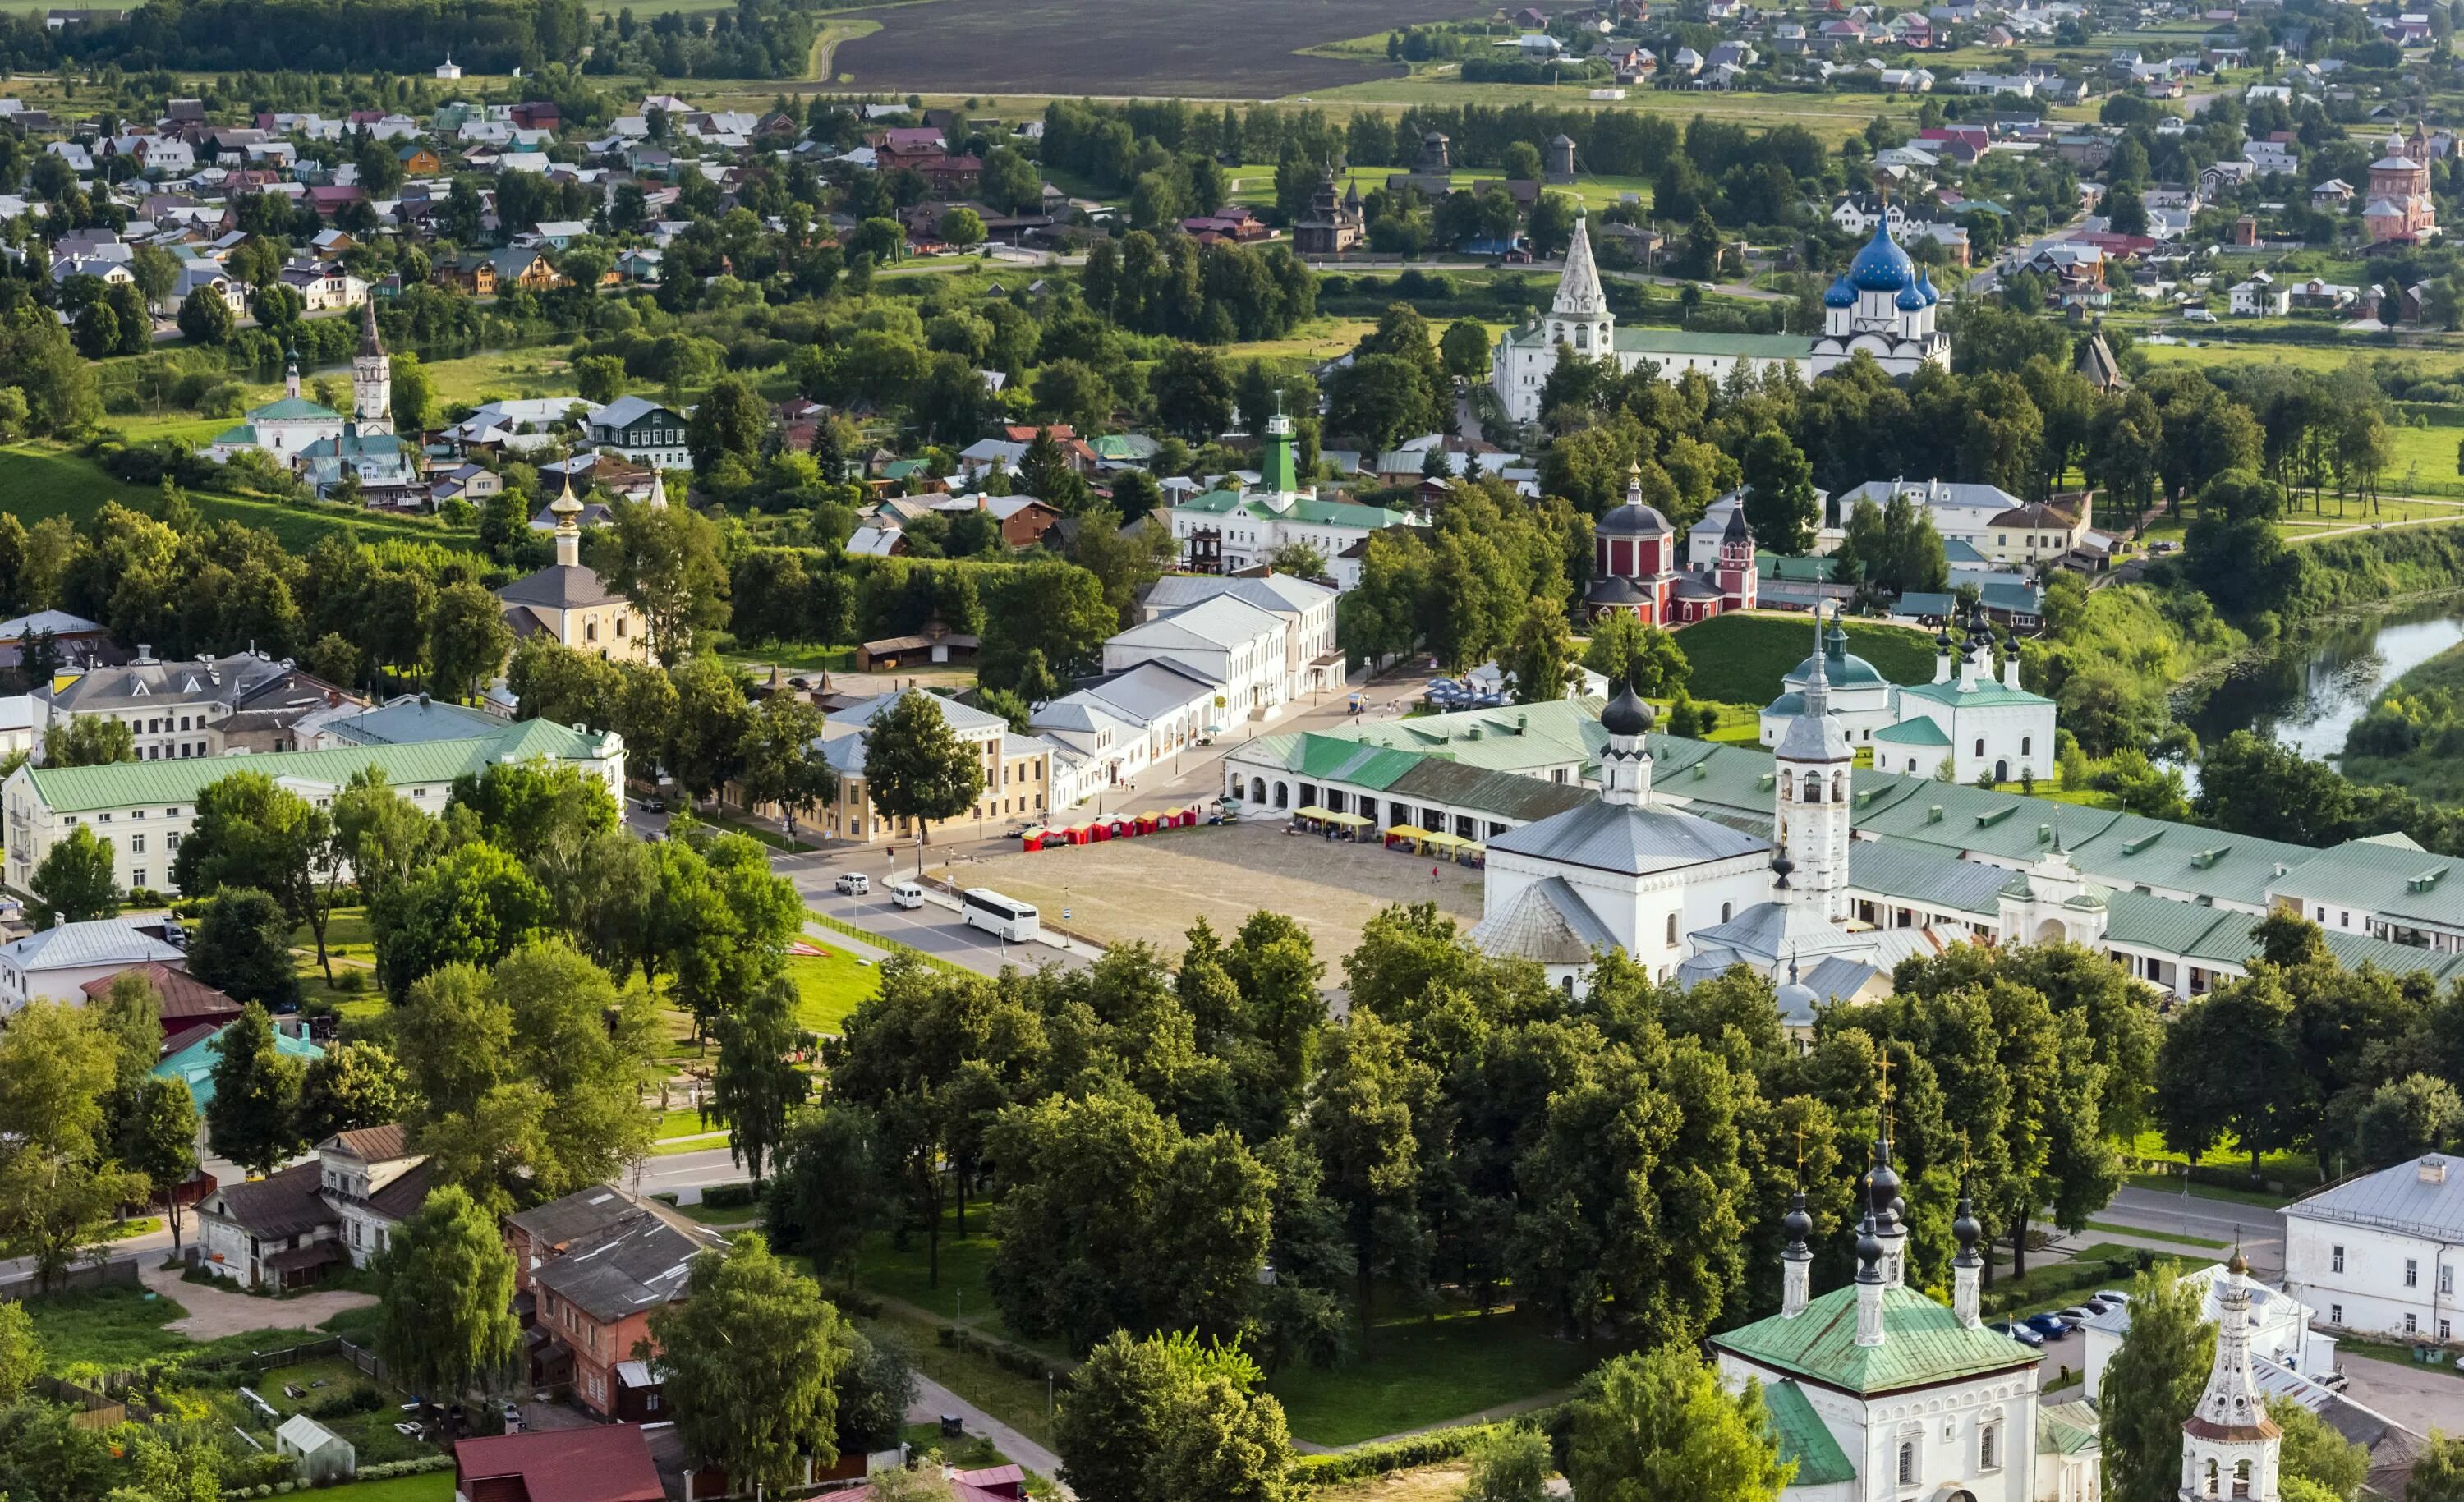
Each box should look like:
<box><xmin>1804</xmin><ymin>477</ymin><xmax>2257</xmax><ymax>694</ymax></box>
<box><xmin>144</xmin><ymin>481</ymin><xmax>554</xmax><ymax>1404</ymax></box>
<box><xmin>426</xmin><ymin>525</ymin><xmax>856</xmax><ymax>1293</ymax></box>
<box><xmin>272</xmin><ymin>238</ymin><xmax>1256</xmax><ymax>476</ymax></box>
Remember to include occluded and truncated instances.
<box><xmin>136</xmin><ymin>644</ymin><xmax>154</xmax><ymax>664</ymax></box>
<box><xmin>2423</xmin><ymin>1157</ymin><xmax>2449</xmax><ymax>1185</ymax></box>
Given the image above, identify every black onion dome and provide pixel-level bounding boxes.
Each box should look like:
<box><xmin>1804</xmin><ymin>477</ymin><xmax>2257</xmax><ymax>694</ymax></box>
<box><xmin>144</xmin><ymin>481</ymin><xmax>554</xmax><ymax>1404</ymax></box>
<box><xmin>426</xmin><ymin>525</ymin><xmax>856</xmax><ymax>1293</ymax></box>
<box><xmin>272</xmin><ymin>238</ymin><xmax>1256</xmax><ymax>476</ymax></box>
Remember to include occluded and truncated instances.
<box><xmin>1782</xmin><ymin>1190</ymin><xmax>1814</xmax><ymax>1247</ymax></box>
<box><xmin>1602</xmin><ymin>684</ymin><xmax>1655</xmax><ymax>737</ymax></box>
<box><xmin>1952</xmin><ymin>1195</ymin><xmax>1982</xmax><ymax>1251</ymax></box>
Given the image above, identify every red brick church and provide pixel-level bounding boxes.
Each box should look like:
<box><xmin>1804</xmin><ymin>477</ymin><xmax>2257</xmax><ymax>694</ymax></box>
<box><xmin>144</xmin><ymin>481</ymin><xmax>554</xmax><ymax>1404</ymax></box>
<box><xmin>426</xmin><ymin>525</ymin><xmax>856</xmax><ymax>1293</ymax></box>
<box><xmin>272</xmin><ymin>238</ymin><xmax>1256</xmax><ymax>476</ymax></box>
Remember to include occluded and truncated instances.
<box><xmin>1582</xmin><ymin>465</ymin><xmax>1758</xmax><ymax>625</ymax></box>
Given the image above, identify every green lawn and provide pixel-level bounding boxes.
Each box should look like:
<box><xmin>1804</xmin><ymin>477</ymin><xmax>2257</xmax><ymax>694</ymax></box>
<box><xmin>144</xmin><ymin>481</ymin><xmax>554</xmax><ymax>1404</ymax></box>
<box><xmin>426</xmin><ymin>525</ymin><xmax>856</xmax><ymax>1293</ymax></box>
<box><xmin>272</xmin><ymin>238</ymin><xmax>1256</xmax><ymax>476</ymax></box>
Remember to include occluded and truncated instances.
<box><xmin>1669</xmin><ymin>610</ymin><xmax>1938</xmax><ymax>707</ymax></box>
<box><xmin>0</xmin><ymin>445</ymin><xmax>483</xmax><ymax>555</ymax></box>
<box><xmin>2120</xmin><ymin>1130</ymin><xmax>2322</xmax><ymax>1187</ymax></box>
<box><xmin>1265</xmin><ymin>1304</ymin><xmax>1591</xmax><ymax>1446</ymax></box>
<box><xmin>719</xmin><ymin>643</ymin><xmax>859</xmax><ymax>675</ymax></box>
<box><xmin>19</xmin><ymin>1285</ymin><xmax>362</xmax><ymax>1376</ymax></box>
<box><xmin>853</xmin><ymin>1206</ymin><xmax>1019</xmax><ymax>1334</ymax></box>
<box><xmin>786</xmin><ymin>946</ymin><xmax>881</xmax><ymax>1036</ymax></box>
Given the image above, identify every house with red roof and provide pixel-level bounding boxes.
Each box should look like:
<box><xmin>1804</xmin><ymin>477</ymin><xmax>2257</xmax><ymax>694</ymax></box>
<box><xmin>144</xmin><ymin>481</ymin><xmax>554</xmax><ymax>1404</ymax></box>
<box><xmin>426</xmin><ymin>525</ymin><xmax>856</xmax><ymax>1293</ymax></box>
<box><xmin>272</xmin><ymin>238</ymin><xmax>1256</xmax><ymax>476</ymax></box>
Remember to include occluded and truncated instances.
<box><xmin>453</xmin><ymin>1425</ymin><xmax>664</xmax><ymax>1502</ymax></box>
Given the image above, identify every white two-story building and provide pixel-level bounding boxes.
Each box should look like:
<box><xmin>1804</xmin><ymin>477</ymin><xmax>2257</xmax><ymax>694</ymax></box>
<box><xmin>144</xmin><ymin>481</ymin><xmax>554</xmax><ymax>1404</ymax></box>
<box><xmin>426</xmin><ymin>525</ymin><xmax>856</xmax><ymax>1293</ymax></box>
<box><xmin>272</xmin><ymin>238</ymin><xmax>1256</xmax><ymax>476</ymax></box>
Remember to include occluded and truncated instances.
<box><xmin>2284</xmin><ymin>1153</ymin><xmax>2464</xmax><ymax>1342</ymax></box>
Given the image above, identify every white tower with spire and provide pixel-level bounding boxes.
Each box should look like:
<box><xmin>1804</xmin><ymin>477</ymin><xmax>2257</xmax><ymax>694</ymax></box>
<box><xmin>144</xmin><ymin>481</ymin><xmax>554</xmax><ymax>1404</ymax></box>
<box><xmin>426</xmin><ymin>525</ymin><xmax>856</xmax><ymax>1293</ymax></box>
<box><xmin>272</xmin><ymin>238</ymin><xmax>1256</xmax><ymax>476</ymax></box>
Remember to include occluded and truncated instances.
<box><xmin>1544</xmin><ymin>209</ymin><xmax>1613</xmax><ymax>361</ymax></box>
<box><xmin>2179</xmin><ymin>1251</ymin><xmax>2282</xmax><ymax>1502</ymax></box>
<box><xmin>352</xmin><ymin>300</ymin><xmax>393</xmax><ymax>436</ymax></box>
<box><xmin>1772</xmin><ymin>604</ymin><xmax>1855</xmax><ymax>922</ymax></box>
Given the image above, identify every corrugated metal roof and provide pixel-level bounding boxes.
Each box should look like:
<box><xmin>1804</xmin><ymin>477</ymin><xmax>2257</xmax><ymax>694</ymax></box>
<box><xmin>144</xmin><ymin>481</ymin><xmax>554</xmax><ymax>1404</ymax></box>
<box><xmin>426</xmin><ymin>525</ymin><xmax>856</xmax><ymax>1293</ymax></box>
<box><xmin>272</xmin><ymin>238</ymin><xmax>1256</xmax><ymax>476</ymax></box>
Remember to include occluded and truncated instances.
<box><xmin>2102</xmin><ymin>889</ymin><xmax>2236</xmax><ymax>955</ymax></box>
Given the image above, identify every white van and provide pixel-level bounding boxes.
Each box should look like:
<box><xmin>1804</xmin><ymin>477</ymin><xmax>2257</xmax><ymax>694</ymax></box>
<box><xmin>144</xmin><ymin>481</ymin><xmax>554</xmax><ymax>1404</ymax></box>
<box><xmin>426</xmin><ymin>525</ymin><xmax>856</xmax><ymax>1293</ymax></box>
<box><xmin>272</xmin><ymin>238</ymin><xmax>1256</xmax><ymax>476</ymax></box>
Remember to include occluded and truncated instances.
<box><xmin>889</xmin><ymin>879</ymin><xmax>926</xmax><ymax>910</ymax></box>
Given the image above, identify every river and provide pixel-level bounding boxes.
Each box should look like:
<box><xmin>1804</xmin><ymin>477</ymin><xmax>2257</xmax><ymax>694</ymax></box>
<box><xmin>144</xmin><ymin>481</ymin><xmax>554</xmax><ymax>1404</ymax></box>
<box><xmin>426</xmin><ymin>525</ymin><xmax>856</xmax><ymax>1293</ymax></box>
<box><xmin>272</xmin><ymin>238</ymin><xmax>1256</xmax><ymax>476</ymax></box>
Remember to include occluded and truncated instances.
<box><xmin>2182</xmin><ymin>596</ymin><xmax>2464</xmax><ymax>764</ymax></box>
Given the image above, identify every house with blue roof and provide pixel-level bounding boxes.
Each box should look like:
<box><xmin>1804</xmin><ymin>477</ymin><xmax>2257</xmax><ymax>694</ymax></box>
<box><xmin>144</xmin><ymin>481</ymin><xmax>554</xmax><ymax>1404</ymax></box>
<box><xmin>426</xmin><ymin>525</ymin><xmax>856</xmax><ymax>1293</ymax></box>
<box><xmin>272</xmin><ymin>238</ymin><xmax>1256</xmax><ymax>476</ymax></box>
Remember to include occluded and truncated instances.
<box><xmin>156</xmin><ymin>1017</ymin><xmax>324</xmax><ymax>1112</ymax></box>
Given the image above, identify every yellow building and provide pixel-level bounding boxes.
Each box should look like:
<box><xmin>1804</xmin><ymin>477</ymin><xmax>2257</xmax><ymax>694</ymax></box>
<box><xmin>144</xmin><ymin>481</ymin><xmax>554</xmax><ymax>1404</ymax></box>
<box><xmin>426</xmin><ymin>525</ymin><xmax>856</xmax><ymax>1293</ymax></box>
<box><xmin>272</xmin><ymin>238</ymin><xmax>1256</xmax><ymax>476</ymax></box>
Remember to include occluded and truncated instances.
<box><xmin>494</xmin><ymin>479</ymin><xmax>653</xmax><ymax>662</ymax></box>
<box><xmin>813</xmin><ymin>688</ymin><xmax>1055</xmax><ymax>844</ymax></box>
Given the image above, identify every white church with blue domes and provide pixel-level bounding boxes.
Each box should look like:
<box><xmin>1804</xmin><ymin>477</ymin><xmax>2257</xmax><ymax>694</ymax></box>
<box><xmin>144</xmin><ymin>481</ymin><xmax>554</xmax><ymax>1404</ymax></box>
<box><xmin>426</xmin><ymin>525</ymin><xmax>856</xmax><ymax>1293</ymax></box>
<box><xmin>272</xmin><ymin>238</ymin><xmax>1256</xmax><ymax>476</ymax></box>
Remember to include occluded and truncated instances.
<box><xmin>1490</xmin><ymin>216</ymin><xmax>1951</xmax><ymax>425</ymax></box>
<box><xmin>1810</xmin><ymin>219</ymin><xmax>1952</xmax><ymax>379</ymax></box>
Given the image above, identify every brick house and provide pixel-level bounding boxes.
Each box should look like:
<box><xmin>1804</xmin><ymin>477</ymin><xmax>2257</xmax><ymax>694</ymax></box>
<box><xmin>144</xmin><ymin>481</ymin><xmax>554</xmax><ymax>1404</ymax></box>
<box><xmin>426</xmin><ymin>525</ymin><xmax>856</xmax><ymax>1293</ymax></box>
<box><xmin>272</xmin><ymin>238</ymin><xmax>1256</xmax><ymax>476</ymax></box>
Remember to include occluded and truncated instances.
<box><xmin>506</xmin><ymin>1187</ymin><xmax>724</xmax><ymax>1421</ymax></box>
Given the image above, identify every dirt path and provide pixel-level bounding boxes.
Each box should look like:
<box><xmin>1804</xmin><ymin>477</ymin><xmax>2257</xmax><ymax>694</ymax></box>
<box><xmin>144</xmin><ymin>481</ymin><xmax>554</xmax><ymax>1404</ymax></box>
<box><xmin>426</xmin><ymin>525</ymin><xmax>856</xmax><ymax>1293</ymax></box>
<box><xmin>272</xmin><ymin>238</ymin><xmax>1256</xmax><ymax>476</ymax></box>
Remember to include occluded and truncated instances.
<box><xmin>141</xmin><ymin>1260</ymin><xmax>375</xmax><ymax>1339</ymax></box>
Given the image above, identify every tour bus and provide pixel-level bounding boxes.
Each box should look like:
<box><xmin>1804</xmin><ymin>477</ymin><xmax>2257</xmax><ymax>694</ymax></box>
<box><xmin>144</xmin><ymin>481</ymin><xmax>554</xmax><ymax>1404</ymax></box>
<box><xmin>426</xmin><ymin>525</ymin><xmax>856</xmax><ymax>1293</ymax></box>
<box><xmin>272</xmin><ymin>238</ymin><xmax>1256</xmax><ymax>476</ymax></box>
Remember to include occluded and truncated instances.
<box><xmin>962</xmin><ymin>887</ymin><xmax>1040</xmax><ymax>942</ymax></box>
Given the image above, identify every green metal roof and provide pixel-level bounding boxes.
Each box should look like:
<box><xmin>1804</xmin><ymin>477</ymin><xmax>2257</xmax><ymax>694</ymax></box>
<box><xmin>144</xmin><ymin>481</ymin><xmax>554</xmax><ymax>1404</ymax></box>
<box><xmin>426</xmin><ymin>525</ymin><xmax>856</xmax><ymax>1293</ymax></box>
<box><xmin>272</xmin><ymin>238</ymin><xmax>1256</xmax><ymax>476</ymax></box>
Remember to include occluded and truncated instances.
<box><xmin>2038</xmin><ymin>1403</ymin><xmax>2099</xmax><ymax>1458</ymax></box>
<box><xmin>1847</xmin><ymin>838</ymin><xmax>2010</xmax><ymax>917</ymax></box>
<box><xmin>1873</xmin><ymin>718</ymin><xmax>1951</xmax><ymax>746</ymax></box>
<box><xmin>1292</xmin><ymin>732</ymin><xmax>1423</xmax><ymax>789</ymax></box>
<box><xmin>24</xmin><ymin>719</ymin><xmax>605</xmax><ymax>813</ymax></box>
<box><xmin>2102</xmin><ymin>889</ymin><xmax>2237</xmax><ymax>955</ymax></box>
<box><xmin>249</xmin><ymin>396</ymin><xmax>342</xmax><ymax>420</ymax></box>
<box><xmin>1713</xmin><ymin>1284</ymin><xmax>2039</xmax><ymax>1396</ymax></box>
<box><xmin>2267</xmin><ymin>839</ymin><xmax>2464</xmax><ymax>932</ymax></box>
<box><xmin>1763</xmin><ymin>1379</ymin><xmax>1855</xmax><ymax>1486</ymax></box>
<box><xmin>1170</xmin><ymin>489</ymin><xmax>1406</xmax><ymax>531</ymax></box>
<box><xmin>1896</xmin><ymin>678</ymin><xmax>2053</xmax><ymax>710</ymax></box>
<box><xmin>1386</xmin><ymin>757</ymin><xmax>1593</xmax><ymax>824</ymax></box>
<box><xmin>1758</xmin><ymin>554</ymin><xmax>1841</xmax><ymax>583</ymax></box>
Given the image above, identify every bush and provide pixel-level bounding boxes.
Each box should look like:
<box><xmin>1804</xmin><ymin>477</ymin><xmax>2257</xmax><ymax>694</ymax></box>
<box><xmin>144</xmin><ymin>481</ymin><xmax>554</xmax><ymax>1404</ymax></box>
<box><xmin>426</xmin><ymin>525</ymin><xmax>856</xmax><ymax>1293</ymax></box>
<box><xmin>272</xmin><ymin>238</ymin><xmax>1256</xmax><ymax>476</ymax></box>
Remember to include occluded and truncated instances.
<box><xmin>1299</xmin><ymin>1423</ymin><xmax>1509</xmax><ymax>1483</ymax></box>
<box><xmin>697</xmin><ymin>1182</ymin><xmax>760</xmax><ymax>1210</ymax></box>
<box><xmin>126</xmin><ymin>887</ymin><xmax>172</xmax><ymax>909</ymax></box>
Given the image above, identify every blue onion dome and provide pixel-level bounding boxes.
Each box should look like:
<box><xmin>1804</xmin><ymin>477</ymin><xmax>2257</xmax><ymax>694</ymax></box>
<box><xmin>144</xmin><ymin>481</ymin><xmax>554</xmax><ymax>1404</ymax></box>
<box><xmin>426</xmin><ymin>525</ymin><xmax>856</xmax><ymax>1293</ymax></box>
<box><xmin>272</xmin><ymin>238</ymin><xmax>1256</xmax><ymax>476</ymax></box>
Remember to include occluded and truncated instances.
<box><xmin>1823</xmin><ymin>273</ymin><xmax>1858</xmax><ymax>308</ymax></box>
<box><xmin>1917</xmin><ymin>267</ymin><xmax>1940</xmax><ymax>305</ymax></box>
<box><xmin>1848</xmin><ymin>221</ymin><xmax>1915</xmax><ymax>292</ymax></box>
<box><xmin>1896</xmin><ymin>281</ymin><xmax>1928</xmax><ymax>311</ymax></box>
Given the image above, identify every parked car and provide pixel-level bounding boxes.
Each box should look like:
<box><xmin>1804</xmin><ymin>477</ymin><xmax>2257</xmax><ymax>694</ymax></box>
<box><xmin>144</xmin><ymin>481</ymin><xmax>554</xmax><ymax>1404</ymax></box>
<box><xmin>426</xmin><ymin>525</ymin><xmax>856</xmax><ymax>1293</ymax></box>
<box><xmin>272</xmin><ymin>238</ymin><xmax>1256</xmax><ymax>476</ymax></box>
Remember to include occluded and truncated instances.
<box><xmin>2094</xmin><ymin>1289</ymin><xmax>2132</xmax><ymax>1305</ymax></box>
<box><xmin>835</xmin><ymin>871</ymin><xmax>871</xmax><ymax>896</ymax></box>
<box><xmin>2022</xmin><ymin>1313</ymin><xmax>2071</xmax><ymax>1340</ymax></box>
<box><xmin>2080</xmin><ymin>1298</ymin><xmax>2112</xmax><ymax>1316</ymax></box>
<box><xmin>2056</xmin><ymin>1307</ymin><xmax>2097</xmax><ymax>1327</ymax></box>
<box><xmin>1989</xmin><ymin>1320</ymin><xmax>2046</xmax><ymax>1348</ymax></box>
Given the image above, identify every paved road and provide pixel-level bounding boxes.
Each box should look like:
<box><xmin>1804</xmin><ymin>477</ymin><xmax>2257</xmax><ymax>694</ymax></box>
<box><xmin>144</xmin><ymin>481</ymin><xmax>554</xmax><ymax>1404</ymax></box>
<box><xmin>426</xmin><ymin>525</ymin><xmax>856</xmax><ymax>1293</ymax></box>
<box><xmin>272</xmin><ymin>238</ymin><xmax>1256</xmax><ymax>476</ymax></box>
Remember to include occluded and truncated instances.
<box><xmin>2089</xmin><ymin>1186</ymin><xmax>2287</xmax><ymax>1273</ymax></box>
<box><xmin>908</xmin><ymin>1373</ymin><xmax>1071</xmax><ymax>1497</ymax></box>
<box><xmin>2337</xmin><ymin>1353</ymin><xmax>2464</xmax><ymax>1436</ymax></box>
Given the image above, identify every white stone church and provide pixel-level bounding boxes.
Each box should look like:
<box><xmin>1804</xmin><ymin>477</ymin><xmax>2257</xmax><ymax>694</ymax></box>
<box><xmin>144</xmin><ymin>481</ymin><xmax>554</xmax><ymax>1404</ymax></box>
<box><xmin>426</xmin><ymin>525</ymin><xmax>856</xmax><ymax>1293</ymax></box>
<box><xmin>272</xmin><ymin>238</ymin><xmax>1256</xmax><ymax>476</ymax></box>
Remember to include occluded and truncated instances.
<box><xmin>1490</xmin><ymin>214</ymin><xmax>1951</xmax><ymax>426</ymax></box>
<box><xmin>1758</xmin><ymin>604</ymin><xmax>2058</xmax><ymax>785</ymax></box>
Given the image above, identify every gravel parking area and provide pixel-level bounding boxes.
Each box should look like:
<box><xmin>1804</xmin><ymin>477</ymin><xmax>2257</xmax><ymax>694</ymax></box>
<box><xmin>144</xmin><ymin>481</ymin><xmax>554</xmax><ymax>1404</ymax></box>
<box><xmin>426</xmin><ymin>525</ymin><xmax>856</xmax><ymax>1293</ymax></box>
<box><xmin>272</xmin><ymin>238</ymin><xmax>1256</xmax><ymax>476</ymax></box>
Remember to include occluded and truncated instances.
<box><xmin>140</xmin><ymin>1261</ymin><xmax>375</xmax><ymax>1339</ymax></box>
<box><xmin>928</xmin><ymin>818</ymin><xmax>1484</xmax><ymax>960</ymax></box>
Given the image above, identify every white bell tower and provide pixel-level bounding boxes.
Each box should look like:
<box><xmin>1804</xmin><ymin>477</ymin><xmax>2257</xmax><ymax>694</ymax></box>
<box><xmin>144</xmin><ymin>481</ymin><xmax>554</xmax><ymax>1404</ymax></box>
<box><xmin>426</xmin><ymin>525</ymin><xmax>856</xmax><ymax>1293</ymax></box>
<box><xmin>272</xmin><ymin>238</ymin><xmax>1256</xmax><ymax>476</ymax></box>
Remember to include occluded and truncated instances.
<box><xmin>352</xmin><ymin>300</ymin><xmax>394</xmax><ymax>436</ymax></box>
<box><xmin>2178</xmin><ymin>1252</ymin><xmax>2282</xmax><ymax>1502</ymax></box>
<box><xmin>1772</xmin><ymin>604</ymin><xmax>1854</xmax><ymax>921</ymax></box>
